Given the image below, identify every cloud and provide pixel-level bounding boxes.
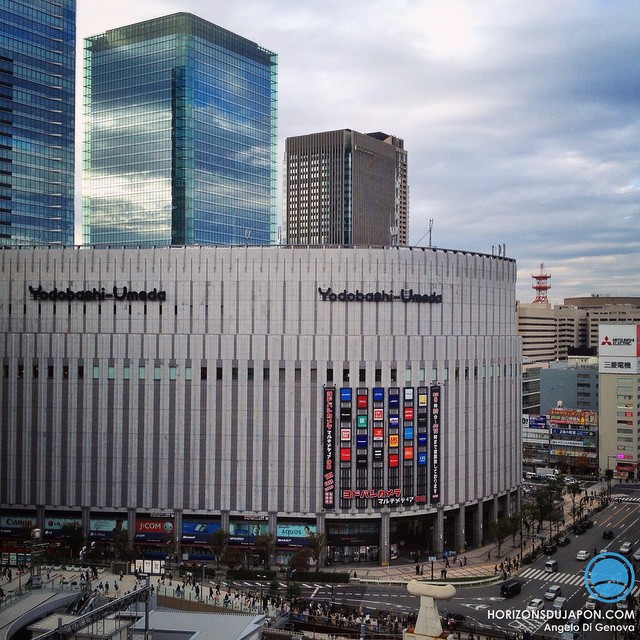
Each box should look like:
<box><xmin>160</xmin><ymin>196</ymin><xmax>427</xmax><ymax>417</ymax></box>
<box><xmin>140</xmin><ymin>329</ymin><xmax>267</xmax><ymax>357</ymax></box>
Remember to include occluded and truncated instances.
<box><xmin>76</xmin><ymin>0</ymin><xmax>640</xmax><ymax>302</ymax></box>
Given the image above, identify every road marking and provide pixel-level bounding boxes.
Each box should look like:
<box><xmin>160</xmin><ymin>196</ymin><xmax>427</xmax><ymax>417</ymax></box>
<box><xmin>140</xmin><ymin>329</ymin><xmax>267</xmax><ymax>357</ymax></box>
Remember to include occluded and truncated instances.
<box><xmin>519</xmin><ymin>568</ymin><xmax>584</xmax><ymax>586</ymax></box>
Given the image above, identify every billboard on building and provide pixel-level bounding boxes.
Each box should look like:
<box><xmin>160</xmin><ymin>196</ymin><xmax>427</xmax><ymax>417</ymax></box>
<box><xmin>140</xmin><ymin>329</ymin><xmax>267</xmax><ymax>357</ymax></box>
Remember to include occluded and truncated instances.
<box><xmin>599</xmin><ymin>325</ymin><xmax>640</xmax><ymax>357</ymax></box>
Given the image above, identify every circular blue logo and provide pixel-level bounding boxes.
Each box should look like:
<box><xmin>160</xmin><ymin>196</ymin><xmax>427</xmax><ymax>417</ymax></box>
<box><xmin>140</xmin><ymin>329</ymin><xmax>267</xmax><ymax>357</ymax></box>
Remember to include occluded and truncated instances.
<box><xmin>584</xmin><ymin>552</ymin><xmax>634</xmax><ymax>603</ymax></box>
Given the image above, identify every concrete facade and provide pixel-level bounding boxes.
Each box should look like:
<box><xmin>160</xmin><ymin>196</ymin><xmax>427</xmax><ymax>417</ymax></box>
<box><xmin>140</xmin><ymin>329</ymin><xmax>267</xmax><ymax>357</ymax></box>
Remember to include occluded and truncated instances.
<box><xmin>0</xmin><ymin>245</ymin><xmax>520</xmax><ymax>563</ymax></box>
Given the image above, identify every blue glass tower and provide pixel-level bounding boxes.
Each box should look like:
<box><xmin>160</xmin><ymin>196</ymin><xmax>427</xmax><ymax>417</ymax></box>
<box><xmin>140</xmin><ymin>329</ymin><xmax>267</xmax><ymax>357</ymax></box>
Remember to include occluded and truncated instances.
<box><xmin>83</xmin><ymin>13</ymin><xmax>277</xmax><ymax>247</ymax></box>
<box><xmin>0</xmin><ymin>0</ymin><xmax>75</xmax><ymax>246</ymax></box>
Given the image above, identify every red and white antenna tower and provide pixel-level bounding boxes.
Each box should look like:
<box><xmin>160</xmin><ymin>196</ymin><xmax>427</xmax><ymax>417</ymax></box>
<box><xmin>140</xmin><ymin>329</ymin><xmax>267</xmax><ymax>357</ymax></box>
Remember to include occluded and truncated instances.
<box><xmin>532</xmin><ymin>262</ymin><xmax>551</xmax><ymax>303</ymax></box>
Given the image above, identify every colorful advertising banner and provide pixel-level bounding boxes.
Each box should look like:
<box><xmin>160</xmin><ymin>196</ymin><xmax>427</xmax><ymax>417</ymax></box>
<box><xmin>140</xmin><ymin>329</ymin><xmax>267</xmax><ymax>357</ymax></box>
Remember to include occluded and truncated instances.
<box><xmin>323</xmin><ymin>387</ymin><xmax>335</xmax><ymax>508</ymax></box>
<box><xmin>0</xmin><ymin>514</ymin><xmax>37</xmax><ymax>537</ymax></box>
<box><xmin>181</xmin><ymin>520</ymin><xmax>221</xmax><ymax>544</ymax></box>
<box><xmin>44</xmin><ymin>516</ymin><xmax>82</xmax><ymax>539</ymax></box>
<box><xmin>276</xmin><ymin>523</ymin><xmax>316</xmax><ymax>547</ymax></box>
<box><xmin>134</xmin><ymin>518</ymin><xmax>174</xmax><ymax>542</ymax></box>
<box><xmin>229</xmin><ymin>520</ymin><xmax>269</xmax><ymax>545</ymax></box>
<box><xmin>89</xmin><ymin>517</ymin><xmax>128</xmax><ymax>540</ymax></box>
<box><xmin>430</xmin><ymin>385</ymin><xmax>441</xmax><ymax>503</ymax></box>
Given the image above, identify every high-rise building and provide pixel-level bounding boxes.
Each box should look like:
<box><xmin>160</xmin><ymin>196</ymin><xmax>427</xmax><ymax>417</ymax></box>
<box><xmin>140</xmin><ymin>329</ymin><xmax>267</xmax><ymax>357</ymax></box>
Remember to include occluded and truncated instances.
<box><xmin>0</xmin><ymin>0</ymin><xmax>75</xmax><ymax>246</ymax></box>
<box><xmin>284</xmin><ymin>129</ymin><xmax>408</xmax><ymax>246</ymax></box>
<box><xmin>598</xmin><ymin>324</ymin><xmax>640</xmax><ymax>480</ymax></box>
<box><xmin>83</xmin><ymin>13</ymin><xmax>277</xmax><ymax>247</ymax></box>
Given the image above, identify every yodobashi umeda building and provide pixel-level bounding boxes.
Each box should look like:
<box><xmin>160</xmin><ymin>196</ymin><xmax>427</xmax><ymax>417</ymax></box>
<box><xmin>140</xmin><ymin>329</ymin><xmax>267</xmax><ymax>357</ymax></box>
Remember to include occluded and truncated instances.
<box><xmin>0</xmin><ymin>245</ymin><xmax>521</xmax><ymax>565</ymax></box>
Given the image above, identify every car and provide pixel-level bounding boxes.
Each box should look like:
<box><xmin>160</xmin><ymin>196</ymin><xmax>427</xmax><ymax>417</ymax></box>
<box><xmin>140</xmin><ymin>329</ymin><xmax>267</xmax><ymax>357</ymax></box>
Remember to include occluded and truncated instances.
<box><xmin>619</xmin><ymin>542</ymin><xmax>632</xmax><ymax>554</ymax></box>
<box><xmin>582</xmin><ymin>519</ymin><xmax>594</xmax><ymax>529</ymax></box>
<box><xmin>603</xmin><ymin>529</ymin><xmax>615</xmax><ymax>539</ymax></box>
<box><xmin>572</xmin><ymin>523</ymin><xmax>586</xmax><ymax>535</ymax></box>
<box><xmin>527</xmin><ymin>598</ymin><xmax>545</xmax><ymax>612</ymax></box>
<box><xmin>632</xmin><ymin>549</ymin><xmax>640</xmax><ymax>561</ymax></box>
<box><xmin>444</xmin><ymin>612</ymin><xmax>466</xmax><ymax>622</ymax></box>
<box><xmin>576</xmin><ymin>549</ymin><xmax>590</xmax><ymax>560</ymax></box>
<box><xmin>585</xmin><ymin>596</ymin><xmax>599</xmax><ymax>611</ymax></box>
<box><xmin>544</xmin><ymin>584</ymin><xmax>562</xmax><ymax>601</ymax></box>
<box><xmin>543</xmin><ymin>542</ymin><xmax>557</xmax><ymax>555</ymax></box>
<box><xmin>556</xmin><ymin>536</ymin><xmax>571</xmax><ymax>546</ymax></box>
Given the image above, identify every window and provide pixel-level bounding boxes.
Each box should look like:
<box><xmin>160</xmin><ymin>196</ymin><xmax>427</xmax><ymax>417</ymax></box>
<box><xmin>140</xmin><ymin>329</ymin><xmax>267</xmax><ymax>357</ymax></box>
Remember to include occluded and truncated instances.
<box><xmin>123</xmin><ymin>366</ymin><xmax>130</xmax><ymax>380</ymax></box>
<box><xmin>185</xmin><ymin>367</ymin><xmax>192</xmax><ymax>381</ymax></box>
<box><xmin>139</xmin><ymin>367</ymin><xmax>145</xmax><ymax>380</ymax></box>
<box><xmin>93</xmin><ymin>366</ymin><xmax>100</xmax><ymax>379</ymax></box>
<box><xmin>78</xmin><ymin>365</ymin><xmax>84</xmax><ymax>379</ymax></box>
<box><xmin>391</xmin><ymin>368</ymin><xmax>397</xmax><ymax>382</ymax></box>
<box><xmin>48</xmin><ymin>365</ymin><xmax>54</xmax><ymax>379</ymax></box>
<box><xmin>375</xmin><ymin>368</ymin><xmax>382</xmax><ymax>382</ymax></box>
<box><xmin>201</xmin><ymin>367</ymin><xmax>207</xmax><ymax>380</ymax></box>
<box><xmin>327</xmin><ymin>368</ymin><xmax>333</xmax><ymax>382</ymax></box>
<box><xmin>108</xmin><ymin>367</ymin><xmax>115</xmax><ymax>380</ymax></box>
<box><xmin>263</xmin><ymin>367</ymin><xmax>270</xmax><ymax>380</ymax></box>
<box><xmin>343</xmin><ymin>368</ymin><xmax>350</xmax><ymax>382</ymax></box>
<box><xmin>359</xmin><ymin>368</ymin><xmax>366</xmax><ymax>383</ymax></box>
<box><xmin>32</xmin><ymin>365</ymin><xmax>38</xmax><ymax>378</ymax></box>
<box><xmin>63</xmin><ymin>366</ymin><xmax>69</xmax><ymax>379</ymax></box>
<box><xmin>216</xmin><ymin>367</ymin><xmax>223</xmax><ymax>380</ymax></box>
<box><xmin>232</xmin><ymin>367</ymin><xmax>238</xmax><ymax>380</ymax></box>
<box><xmin>154</xmin><ymin>367</ymin><xmax>161</xmax><ymax>380</ymax></box>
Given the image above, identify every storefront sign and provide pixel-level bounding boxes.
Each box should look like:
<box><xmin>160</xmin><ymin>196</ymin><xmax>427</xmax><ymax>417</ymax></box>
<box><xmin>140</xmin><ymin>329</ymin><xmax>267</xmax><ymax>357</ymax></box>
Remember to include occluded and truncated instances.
<box><xmin>430</xmin><ymin>386</ymin><xmax>441</xmax><ymax>503</ymax></box>
<box><xmin>318</xmin><ymin>287</ymin><xmax>442</xmax><ymax>303</ymax></box>
<box><xmin>323</xmin><ymin>388</ymin><xmax>335</xmax><ymax>508</ymax></box>
<box><xmin>29</xmin><ymin>285</ymin><xmax>167</xmax><ymax>302</ymax></box>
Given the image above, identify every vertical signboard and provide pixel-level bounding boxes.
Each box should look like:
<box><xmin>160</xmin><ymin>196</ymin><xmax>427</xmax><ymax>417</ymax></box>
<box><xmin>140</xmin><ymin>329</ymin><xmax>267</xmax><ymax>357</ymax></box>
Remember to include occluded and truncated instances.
<box><xmin>323</xmin><ymin>387</ymin><xmax>335</xmax><ymax>508</ymax></box>
<box><xmin>429</xmin><ymin>385</ymin><xmax>441</xmax><ymax>504</ymax></box>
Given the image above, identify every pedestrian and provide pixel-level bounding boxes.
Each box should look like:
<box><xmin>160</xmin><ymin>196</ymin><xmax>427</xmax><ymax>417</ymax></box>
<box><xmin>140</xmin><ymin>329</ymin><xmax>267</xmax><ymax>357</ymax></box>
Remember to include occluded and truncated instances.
<box><xmin>487</xmin><ymin>551</ymin><xmax>491</xmax><ymax>560</ymax></box>
<box><xmin>463</xmin><ymin>556</ymin><xmax>467</xmax><ymax>566</ymax></box>
<box><xmin>415</xmin><ymin>564</ymin><xmax>420</xmax><ymax>575</ymax></box>
<box><xmin>420</xmin><ymin>564</ymin><xmax>424</xmax><ymax>575</ymax></box>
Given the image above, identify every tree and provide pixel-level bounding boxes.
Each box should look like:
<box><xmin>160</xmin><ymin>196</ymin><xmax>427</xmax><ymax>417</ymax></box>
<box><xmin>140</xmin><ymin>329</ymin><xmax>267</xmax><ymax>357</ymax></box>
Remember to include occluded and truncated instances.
<box><xmin>306</xmin><ymin>531</ymin><xmax>327</xmax><ymax>568</ymax></box>
<box><xmin>220</xmin><ymin>548</ymin><xmax>244</xmax><ymax>571</ymax></box>
<box><xmin>288</xmin><ymin>548</ymin><xmax>312</xmax><ymax>574</ymax></box>
<box><xmin>209</xmin><ymin>529</ymin><xmax>229</xmax><ymax>569</ymax></box>
<box><xmin>253</xmin><ymin>533</ymin><xmax>275</xmax><ymax>569</ymax></box>
<box><xmin>567</xmin><ymin>483</ymin><xmax>581</xmax><ymax>521</ymax></box>
<box><xmin>61</xmin><ymin>522</ymin><xmax>84</xmax><ymax>560</ymax></box>
<box><xmin>489</xmin><ymin>517</ymin><xmax>511</xmax><ymax>557</ymax></box>
<box><xmin>508</xmin><ymin>513</ymin><xmax>521</xmax><ymax>547</ymax></box>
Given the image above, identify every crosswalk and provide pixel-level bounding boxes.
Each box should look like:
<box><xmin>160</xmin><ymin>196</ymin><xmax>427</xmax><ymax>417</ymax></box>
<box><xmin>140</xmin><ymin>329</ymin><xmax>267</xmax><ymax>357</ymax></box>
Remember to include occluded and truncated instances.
<box><xmin>614</xmin><ymin>495</ymin><xmax>640</xmax><ymax>503</ymax></box>
<box><xmin>233</xmin><ymin>580</ymin><xmax>334</xmax><ymax>590</ymax></box>
<box><xmin>519</xmin><ymin>567</ymin><xmax>640</xmax><ymax>597</ymax></box>
<box><xmin>519</xmin><ymin>567</ymin><xmax>585</xmax><ymax>586</ymax></box>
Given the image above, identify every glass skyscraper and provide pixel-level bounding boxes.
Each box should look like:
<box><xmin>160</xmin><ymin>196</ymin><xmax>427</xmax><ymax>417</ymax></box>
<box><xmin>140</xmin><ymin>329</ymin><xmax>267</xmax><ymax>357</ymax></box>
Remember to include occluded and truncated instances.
<box><xmin>83</xmin><ymin>13</ymin><xmax>277</xmax><ymax>247</ymax></box>
<box><xmin>0</xmin><ymin>0</ymin><xmax>75</xmax><ymax>246</ymax></box>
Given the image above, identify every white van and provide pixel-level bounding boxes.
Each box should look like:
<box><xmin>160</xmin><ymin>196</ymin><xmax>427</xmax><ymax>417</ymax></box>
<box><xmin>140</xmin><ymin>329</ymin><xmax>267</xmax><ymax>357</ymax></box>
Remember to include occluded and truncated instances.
<box><xmin>544</xmin><ymin>560</ymin><xmax>558</xmax><ymax>573</ymax></box>
<box><xmin>525</xmin><ymin>472</ymin><xmax>536</xmax><ymax>480</ymax></box>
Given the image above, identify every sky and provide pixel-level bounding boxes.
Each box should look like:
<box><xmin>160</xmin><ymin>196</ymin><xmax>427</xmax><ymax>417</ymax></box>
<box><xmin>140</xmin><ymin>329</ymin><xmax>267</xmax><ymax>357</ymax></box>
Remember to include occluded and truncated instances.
<box><xmin>76</xmin><ymin>0</ymin><xmax>640</xmax><ymax>304</ymax></box>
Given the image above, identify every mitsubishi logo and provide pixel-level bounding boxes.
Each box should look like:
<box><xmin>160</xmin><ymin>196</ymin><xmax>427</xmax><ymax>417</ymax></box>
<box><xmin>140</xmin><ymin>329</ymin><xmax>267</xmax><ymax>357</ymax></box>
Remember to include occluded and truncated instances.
<box><xmin>601</xmin><ymin>335</ymin><xmax>612</xmax><ymax>345</ymax></box>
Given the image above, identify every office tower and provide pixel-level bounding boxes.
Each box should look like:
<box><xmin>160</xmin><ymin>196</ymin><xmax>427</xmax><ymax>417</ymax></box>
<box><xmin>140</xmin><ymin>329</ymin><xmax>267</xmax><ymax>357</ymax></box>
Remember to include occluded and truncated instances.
<box><xmin>0</xmin><ymin>0</ymin><xmax>75</xmax><ymax>246</ymax></box>
<box><xmin>83</xmin><ymin>13</ymin><xmax>277</xmax><ymax>247</ymax></box>
<box><xmin>284</xmin><ymin>129</ymin><xmax>408</xmax><ymax>246</ymax></box>
<box><xmin>598</xmin><ymin>324</ymin><xmax>640</xmax><ymax>481</ymax></box>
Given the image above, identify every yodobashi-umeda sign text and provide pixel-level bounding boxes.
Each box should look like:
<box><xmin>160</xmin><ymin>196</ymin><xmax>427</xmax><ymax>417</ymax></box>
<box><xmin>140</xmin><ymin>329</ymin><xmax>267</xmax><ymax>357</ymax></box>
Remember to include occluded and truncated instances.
<box><xmin>318</xmin><ymin>287</ymin><xmax>442</xmax><ymax>303</ymax></box>
<box><xmin>29</xmin><ymin>285</ymin><xmax>166</xmax><ymax>302</ymax></box>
